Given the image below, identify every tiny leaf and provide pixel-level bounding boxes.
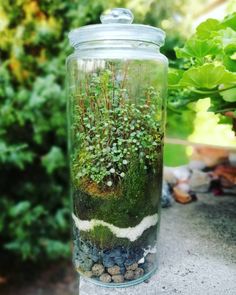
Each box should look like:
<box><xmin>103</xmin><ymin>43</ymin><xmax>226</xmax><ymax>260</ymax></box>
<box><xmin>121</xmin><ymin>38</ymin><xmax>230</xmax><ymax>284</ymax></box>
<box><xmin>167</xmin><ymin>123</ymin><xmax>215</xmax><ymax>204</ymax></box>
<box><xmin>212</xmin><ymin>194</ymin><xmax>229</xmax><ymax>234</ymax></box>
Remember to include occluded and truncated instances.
<box><xmin>9</xmin><ymin>201</ymin><xmax>31</xmax><ymax>217</ymax></box>
<box><xmin>41</xmin><ymin>146</ymin><xmax>65</xmax><ymax>174</ymax></box>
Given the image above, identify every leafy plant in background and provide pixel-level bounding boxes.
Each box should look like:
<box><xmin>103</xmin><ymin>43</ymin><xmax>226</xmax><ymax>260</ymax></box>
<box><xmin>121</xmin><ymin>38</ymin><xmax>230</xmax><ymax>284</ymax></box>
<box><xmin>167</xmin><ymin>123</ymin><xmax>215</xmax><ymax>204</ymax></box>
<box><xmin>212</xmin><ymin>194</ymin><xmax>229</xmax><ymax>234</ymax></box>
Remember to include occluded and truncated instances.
<box><xmin>0</xmin><ymin>0</ymin><xmax>126</xmax><ymax>261</ymax></box>
<box><xmin>168</xmin><ymin>12</ymin><xmax>236</xmax><ymax>133</ymax></box>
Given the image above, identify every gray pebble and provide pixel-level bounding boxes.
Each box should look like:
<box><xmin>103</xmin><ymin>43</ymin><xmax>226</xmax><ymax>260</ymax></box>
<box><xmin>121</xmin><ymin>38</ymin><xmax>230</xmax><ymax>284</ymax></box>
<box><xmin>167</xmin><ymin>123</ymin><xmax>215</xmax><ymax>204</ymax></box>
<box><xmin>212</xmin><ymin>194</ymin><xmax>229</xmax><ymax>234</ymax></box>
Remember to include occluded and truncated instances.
<box><xmin>126</xmin><ymin>262</ymin><xmax>138</xmax><ymax>271</ymax></box>
<box><xmin>81</xmin><ymin>243</ymin><xmax>91</xmax><ymax>254</ymax></box>
<box><xmin>134</xmin><ymin>267</ymin><xmax>144</xmax><ymax>279</ymax></box>
<box><xmin>100</xmin><ymin>273</ymin><xmax>112</xmax><ymax>283</ymax></box>
<box><xmin>145</xmin><ymin>253</ymin><xmax>156</xmax><ymax>264</ymax></box>
<box><xmin>107</xmin><ymin>265</ymin><xmax>121</xmax><ymax>275</ymax></box>
<box><xmin>112</xmin><ymin>274</ymin><xmax>124</xmax><ymax>283</ymax></box>
<box><xmin>81</xmin><ymin>258</ymin><xmax>93</xmax><ymax>271</ymax></box>
<box><xmin>124</xmin><ymin>270</ymin><xmax>134</xmax><ymax>280</ymax></box>
<box><xmin>84</xmin><ymin>271</ymin><xmax>93</xmax><ymax>278</ymax></box>
<box><xmin>92</xmin><ymin>264</ymin><xmax>105</xmax><ymax>277</ymax></box>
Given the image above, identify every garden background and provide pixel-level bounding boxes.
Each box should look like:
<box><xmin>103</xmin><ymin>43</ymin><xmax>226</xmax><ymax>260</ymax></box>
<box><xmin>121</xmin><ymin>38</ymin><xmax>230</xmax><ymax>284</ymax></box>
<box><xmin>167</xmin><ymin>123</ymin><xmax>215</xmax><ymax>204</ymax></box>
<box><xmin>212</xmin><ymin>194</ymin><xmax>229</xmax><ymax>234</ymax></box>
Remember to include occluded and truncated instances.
<box><xmin>0</xmin><ymin>0</ymin><xmax>235</xmax><ymax>292</ymax></box>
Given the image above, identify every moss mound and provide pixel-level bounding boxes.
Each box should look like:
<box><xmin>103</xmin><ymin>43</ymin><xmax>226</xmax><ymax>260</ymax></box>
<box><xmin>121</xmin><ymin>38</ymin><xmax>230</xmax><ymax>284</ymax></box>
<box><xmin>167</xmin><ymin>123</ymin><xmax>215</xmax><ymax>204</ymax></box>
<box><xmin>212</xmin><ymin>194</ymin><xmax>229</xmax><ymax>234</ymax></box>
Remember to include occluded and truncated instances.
<box><xmin>74</xmin><ymin>159</ymin><xmax>162</xmax><ymax>228</ymax></box>
<box><xmin>80</xmin><ymin>224</ymin><xmax>158</xmax><ymax>249</ymax></box>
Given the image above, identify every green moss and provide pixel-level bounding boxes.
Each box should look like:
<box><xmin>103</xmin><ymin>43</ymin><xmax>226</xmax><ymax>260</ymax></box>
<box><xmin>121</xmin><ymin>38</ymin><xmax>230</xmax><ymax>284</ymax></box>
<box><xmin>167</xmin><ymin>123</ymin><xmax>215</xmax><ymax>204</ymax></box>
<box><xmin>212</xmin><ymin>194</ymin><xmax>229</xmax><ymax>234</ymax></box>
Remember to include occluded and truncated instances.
<box><xmin>122</xmin><ymin>157</ymin><xmax>147</xmax><ymax>207</ymax></box>
<box><xmin>80</xmin><ymin>224</ymin><xmax>158</xmax><ymax>249</ymax></box>
<box><xmin>73</xmin><ymin>149</ymin><xmax>161</xmax><ymax>250</ymax></box>
<box><xmin>73</xmin><ymin>158</ymin><xmax>162</xmax><ymax>228</ymax></box>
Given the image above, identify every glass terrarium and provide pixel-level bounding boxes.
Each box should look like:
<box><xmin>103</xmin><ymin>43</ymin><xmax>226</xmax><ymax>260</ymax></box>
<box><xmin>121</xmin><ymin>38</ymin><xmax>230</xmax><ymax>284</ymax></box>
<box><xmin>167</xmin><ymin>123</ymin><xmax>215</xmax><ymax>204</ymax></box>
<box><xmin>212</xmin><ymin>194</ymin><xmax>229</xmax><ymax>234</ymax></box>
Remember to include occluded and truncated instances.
<box><xmin>66</xmin><ymin>8</ymin><xmax>168</xmax><ymax>288</ymax></box>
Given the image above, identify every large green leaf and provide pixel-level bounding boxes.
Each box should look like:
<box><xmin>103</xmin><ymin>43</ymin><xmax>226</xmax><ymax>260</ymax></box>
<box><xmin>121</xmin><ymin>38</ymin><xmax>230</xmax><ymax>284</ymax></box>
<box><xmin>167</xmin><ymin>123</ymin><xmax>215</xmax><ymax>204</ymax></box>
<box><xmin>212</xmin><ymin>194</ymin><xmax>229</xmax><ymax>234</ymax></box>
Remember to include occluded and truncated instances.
<box><xmin>220</xmin><ymin>87</ymin><xmax>236</xmax><ymax>102</ymax></box>
<box><xmin>180</xmin><ymin>64</ymin><xmax>236</xmax><ymax>89</ymax></box>
<box><xmin>168</xmin><ymin>68</ymin><xmax>184</xmax><ymax>86</ymax></box>
<box><xmin>175</xmin><ymin>37</ymin><xmax>221</xmax><ymax>59</ymax></box>
<box><xmin>222</xmin><ymin>12</ymin><xmax>236</xmax><ymax>30</ymax></box>
<box><xmin>223</xmin><ymin>43</ymin><xmax>236</xmax><ymax>72</ymax></box>
<box><xmin>212</xmin><ymin>28</ymin><xmax>236</xmax><ymax>50</ymax></box>
<box><xmin>196</xmin><ymin>19</ymin><xmax>223</xmax><ymax>39</ymax></box>
<box><xmin>225</xmin><ymin>43</ymin><xmax>236</xmax><ymax>58</ymax></box>
<box><xmin>223</xmin><ymin>53</ymin><xmax>236</xmax><ymax>72</ymax></box>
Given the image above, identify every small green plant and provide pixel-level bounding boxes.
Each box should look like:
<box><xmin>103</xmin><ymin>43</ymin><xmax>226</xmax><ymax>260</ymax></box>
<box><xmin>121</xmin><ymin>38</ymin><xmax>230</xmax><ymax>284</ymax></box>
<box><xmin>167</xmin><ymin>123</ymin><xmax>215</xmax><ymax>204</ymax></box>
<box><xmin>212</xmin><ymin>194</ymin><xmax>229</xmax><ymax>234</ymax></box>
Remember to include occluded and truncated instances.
<box><xmin>80</xmin><ymin>224</ymin><xmax>158</xmax><ymax>249</ymax></box>
<box><xmin>72</xmin><ymin>67</ymin><xmax>163</xmax><ymax>195</ymax></box>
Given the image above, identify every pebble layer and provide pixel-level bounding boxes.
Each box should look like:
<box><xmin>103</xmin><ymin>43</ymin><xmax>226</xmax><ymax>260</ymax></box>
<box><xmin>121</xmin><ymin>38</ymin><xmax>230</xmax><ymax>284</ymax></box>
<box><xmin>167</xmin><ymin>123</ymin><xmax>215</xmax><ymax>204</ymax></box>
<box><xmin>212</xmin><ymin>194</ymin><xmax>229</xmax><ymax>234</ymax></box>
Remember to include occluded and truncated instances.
<box><xmin>73</xmin><ymin>229</ymin><xmax>157</xmax><ymax>284</ymax></box>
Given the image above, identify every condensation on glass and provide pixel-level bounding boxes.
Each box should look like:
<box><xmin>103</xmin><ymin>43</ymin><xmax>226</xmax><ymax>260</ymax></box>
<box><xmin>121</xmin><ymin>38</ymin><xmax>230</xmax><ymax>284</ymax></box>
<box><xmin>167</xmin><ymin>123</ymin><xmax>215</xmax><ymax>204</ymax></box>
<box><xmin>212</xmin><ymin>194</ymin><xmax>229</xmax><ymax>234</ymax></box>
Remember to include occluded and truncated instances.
<box><xmin>66</xmin><ymin>8</ymin><xmax>168</xmax><ymax>288</ymax></box>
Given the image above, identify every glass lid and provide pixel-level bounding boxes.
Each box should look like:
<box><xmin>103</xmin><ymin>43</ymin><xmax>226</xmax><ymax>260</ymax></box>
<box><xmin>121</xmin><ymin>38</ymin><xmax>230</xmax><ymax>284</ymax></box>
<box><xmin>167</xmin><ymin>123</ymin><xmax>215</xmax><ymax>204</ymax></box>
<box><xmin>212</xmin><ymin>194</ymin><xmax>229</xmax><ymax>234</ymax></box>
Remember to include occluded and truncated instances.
<box><xmin>68</xmin><ymin>8</ymin><xmax>165</xmax><ymax>48</ymax></box>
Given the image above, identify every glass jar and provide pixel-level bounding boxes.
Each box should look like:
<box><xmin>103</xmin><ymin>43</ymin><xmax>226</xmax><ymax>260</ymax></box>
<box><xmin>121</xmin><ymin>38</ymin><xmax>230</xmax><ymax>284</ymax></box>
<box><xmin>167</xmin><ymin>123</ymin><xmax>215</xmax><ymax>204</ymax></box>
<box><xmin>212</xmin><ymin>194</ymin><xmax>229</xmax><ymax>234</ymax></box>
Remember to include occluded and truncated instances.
<box><xmin>67</xmin><ymin>8</ymin><xmax>168</xmax><ymax>288</ymax></box>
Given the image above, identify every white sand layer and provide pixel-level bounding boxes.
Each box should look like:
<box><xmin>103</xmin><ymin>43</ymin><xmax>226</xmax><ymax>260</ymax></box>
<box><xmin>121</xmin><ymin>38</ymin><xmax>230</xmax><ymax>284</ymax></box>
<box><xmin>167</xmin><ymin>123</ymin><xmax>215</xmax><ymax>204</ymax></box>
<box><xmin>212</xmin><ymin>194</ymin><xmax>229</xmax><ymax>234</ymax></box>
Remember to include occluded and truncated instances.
<box><xmin>72</xmin><ymin>213</ymin><xmax>158</xmax><ymax>242</ymax></box>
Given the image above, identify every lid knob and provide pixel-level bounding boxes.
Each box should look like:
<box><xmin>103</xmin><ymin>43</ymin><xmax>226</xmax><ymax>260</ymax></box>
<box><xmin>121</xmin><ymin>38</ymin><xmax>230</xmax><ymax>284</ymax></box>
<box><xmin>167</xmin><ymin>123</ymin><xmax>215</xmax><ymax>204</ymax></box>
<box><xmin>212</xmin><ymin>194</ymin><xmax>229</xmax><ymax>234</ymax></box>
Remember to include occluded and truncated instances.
<box><xmin>100</xmin><ymin>8</ymin><xmax>134</xmax><ymax>24</ymax></box>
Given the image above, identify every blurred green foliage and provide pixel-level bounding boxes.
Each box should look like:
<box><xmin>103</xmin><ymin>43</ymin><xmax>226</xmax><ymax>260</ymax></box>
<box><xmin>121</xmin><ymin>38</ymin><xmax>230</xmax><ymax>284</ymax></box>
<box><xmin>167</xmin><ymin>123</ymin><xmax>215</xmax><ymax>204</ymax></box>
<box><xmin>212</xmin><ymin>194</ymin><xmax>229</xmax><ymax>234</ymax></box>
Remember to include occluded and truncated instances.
<box><xmin>0</xmin><ymin>0</ymin><xmax>117</xmax><ymax>261</ymax></box>
<box><xmin>169</xmin><ymin>13</ymin><xmax>236</xmax><ymax>127</ymax></box>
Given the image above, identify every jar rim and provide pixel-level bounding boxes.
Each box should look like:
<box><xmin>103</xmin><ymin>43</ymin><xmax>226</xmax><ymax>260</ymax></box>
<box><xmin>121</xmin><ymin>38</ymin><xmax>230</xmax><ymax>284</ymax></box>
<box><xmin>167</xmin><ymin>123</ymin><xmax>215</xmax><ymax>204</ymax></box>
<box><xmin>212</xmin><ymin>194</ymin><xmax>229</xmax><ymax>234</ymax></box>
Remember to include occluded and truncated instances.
<box><xmin>68</xmin><ymin>23</ymin><xmax>165</xmax><ymax>49</ymax></box>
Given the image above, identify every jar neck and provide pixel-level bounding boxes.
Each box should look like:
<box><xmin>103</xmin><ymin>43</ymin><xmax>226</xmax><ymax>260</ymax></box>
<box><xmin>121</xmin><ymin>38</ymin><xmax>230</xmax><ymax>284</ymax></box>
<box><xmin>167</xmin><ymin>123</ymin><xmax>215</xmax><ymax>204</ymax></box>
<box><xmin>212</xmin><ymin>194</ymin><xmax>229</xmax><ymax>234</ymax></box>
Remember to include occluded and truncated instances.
<box><xmin>74</xmin><ymin>40</ymin><xmax>160</xmax><ymax>52</ymax></box>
